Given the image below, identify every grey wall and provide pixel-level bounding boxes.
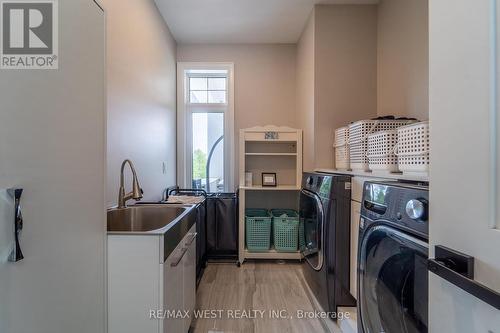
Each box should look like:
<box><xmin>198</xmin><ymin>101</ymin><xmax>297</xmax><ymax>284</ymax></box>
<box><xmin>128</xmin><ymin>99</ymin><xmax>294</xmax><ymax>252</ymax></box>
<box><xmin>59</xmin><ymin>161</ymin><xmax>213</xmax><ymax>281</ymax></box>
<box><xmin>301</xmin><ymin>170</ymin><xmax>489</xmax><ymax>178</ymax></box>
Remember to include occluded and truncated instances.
<box><xmin>103</xmin><ymin>0</ymin><xmax>177</xmax><ymax>206</ymax></box>
<box><xmin>0</xmin><ymin>1</ymin><xmax>106</xmax><ymax>332</ymax></box>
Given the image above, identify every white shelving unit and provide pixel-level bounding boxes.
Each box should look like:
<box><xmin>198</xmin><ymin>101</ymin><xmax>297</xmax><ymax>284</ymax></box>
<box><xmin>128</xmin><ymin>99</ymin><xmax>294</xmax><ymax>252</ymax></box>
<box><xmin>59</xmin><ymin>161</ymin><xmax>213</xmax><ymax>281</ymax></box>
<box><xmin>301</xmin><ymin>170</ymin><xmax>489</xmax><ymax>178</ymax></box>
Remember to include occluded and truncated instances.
<box><xmin>238</xmin><ymin>125</ymin><xmax>303</xmax><ymax>264</ymax></box>
<box><xmin>239</xmin><ymin>185</ymin><xmax>300</xmax><ymax>191</ymax></box>
<box><xmin>245</xmin><ymin>153</ymin><xmax>297</xmax><ymax>156</ymax></box>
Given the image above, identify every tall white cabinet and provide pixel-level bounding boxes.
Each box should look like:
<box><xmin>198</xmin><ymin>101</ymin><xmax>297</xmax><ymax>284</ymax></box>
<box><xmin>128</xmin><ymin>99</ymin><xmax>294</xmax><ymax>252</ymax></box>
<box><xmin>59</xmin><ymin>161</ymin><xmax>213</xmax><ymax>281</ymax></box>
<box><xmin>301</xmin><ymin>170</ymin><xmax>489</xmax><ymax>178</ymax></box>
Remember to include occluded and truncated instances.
<box><xmin>0</xmin><ymin>2</ymin><xmax>106</xmax><ymax>332</ymax></box>
<box><xmin>238</xmin><ymin>126</ymin><xmax>303</xmax><ymax>264</ymax></box>
<box><xmin>429</xmin><ymin>0</ymin><xmax>500</xmax><ymax>331</ymax></box>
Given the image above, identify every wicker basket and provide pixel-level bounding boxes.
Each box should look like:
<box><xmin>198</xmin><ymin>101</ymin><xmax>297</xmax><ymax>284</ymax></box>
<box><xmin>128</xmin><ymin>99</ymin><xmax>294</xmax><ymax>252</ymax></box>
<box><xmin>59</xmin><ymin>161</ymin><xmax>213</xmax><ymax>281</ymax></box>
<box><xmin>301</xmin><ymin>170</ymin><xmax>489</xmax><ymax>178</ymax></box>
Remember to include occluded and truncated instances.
<box><xmin>367</xmin><ymin>130</ymin><xmax>399</xmax><ymax>173</ymax></box>
<box><xmin>334</xmin><ymin>127</ymin><xmax>350</xmax><ymax>170</ymax></box>
<box><xmin>348</xmin><ymin>119</ymin><xmax>416</xmax><ymax>171</ymax></box>
<box><xmin>334</xmin><ymin>126</ymin><xmax>349</xmax><ymax>146</ymax></box>
<box><xmin>245</xmin><ymin>209</ymin><xmax>272</xmax><ymax>252</ymax></box>
<box><xmin>395</xmin><ymin>121</ymin><xmax>430</xmax><ymax>175</ymax></box>
<box><xmin>271</xmin><ymin>209</ymin><xmax>299</xmax><ymax>252</ymax></box>
<box><xmin>298</xmin><ymin>219</ymin><xmax>305</xmax><ymax>251</ymax></box>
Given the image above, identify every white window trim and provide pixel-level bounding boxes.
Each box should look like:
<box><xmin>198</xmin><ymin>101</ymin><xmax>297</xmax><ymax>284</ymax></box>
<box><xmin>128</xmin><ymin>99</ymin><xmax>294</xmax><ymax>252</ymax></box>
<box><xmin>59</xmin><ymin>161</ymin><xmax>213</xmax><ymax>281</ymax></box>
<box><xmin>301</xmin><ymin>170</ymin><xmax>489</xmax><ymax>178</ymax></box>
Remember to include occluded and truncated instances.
<box><xmin>177</xmin><ymin>62</ymin><xmax>235</xmax><ymax>192</ymax></box>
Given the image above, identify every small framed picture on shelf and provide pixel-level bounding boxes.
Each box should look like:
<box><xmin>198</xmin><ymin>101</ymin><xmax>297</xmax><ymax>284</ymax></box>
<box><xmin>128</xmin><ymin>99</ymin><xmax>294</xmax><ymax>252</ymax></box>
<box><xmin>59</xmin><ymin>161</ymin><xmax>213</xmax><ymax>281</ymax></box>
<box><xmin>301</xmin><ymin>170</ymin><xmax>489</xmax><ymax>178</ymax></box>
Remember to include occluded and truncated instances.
<box><xmin>262</xmin><ymin>172</ymin><xmax>277</xmax><ymax>187</ymax></box>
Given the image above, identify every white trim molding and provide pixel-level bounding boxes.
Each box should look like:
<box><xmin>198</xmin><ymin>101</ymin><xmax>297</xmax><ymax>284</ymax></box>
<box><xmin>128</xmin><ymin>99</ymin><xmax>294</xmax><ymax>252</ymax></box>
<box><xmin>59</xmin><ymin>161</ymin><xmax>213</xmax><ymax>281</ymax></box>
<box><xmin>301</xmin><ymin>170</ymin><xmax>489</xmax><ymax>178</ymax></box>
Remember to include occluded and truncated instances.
<box><xmin>176</xmin><ymin>62</ymin><xmax>235</xmax><ymax>192</ymax></box>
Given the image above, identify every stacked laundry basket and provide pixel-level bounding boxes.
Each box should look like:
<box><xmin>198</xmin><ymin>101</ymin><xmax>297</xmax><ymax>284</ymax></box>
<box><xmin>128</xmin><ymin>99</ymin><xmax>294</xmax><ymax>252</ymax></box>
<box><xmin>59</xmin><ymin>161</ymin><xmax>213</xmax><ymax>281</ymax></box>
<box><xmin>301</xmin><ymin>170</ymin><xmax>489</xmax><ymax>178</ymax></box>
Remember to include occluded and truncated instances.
<box><xmin>334</xmin><ymin>116</ymin><xmax>429</xmax><ymax>176</ymax></box>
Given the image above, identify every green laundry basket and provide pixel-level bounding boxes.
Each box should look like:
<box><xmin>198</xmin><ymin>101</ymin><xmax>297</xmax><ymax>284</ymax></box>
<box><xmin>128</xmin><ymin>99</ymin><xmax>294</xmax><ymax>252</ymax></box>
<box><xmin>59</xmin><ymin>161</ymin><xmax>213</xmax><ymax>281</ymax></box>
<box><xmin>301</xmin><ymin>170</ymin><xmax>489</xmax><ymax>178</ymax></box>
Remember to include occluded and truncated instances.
<box><xmin>298</xmin><ymin>218</ymin><xmax>306</xmax><ymax>250</ymax></box>
<box><xmin>245</xmin><ymin>209</ymin><xmax>272</xmax><ymax>252</ymax></box>
<box><xmin>271</xmin><ymin>209</ymin><xmax>299</xmax><ymax>252</ymax></box>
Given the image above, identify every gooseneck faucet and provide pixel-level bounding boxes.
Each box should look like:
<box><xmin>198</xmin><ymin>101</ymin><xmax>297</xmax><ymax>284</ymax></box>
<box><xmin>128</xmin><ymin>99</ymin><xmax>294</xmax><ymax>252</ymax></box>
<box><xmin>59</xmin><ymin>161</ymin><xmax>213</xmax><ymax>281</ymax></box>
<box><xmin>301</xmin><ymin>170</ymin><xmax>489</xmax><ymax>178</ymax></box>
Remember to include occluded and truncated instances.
<box><xmin>118</xmin><ymin>159</ymin><xmax>143</xmax><ymax>208</ymax></box>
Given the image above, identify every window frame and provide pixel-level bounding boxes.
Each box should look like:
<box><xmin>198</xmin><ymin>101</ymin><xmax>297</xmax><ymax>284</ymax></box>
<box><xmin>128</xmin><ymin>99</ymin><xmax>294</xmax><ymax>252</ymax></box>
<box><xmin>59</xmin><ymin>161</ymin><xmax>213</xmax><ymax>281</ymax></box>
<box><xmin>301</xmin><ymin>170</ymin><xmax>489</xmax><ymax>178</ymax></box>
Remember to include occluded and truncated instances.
<box><xmin>177</xmin><ymin>62</ymin><xmax>235</xmax><ymax>192</ymax></box>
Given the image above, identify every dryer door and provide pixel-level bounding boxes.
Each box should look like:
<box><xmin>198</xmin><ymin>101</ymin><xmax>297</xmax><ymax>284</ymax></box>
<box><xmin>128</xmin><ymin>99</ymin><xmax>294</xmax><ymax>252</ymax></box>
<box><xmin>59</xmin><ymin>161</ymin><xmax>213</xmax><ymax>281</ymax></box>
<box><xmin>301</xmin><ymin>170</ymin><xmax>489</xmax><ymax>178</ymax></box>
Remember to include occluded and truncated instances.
<box><xmin>358</xmin><ymin>225</ymin><xmax>428</xmax><ymax>333</ymax></box>
<box><xmin>299</xmin><ymin>189</ymin><xmax>324</xmax><ymax>271</ymax></box>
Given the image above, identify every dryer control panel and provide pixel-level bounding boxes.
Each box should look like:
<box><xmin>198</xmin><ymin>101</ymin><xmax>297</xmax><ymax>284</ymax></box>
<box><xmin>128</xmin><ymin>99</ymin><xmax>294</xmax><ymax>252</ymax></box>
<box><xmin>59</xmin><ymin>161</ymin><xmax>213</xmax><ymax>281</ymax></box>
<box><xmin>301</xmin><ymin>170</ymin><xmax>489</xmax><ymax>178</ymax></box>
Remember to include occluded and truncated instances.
<box><xmin>361</xmin><ymin>181</ymin><xmax>429</xmax><ymax>239</ymax></box>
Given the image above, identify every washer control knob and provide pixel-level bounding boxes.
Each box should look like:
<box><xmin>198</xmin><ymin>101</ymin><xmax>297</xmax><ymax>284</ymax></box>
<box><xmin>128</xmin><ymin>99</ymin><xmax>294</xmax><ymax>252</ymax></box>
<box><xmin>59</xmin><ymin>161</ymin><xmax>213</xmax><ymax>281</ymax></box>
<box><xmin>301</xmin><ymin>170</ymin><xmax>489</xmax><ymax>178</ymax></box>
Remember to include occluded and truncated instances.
<box><xmin>405</xmin><ymin>199</ymin><xmax>426</xmax><ymax>220</ymax></box>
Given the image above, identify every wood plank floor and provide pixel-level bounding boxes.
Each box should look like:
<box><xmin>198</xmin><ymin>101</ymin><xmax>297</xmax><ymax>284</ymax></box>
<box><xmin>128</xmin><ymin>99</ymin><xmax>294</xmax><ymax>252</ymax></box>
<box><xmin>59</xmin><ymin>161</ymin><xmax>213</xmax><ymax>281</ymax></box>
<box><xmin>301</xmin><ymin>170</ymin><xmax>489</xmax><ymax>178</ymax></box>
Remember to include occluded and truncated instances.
<box><xmin>191</xmin><ymin>261</ymin><xmax>342</xmax><ymax>333</ymax></box>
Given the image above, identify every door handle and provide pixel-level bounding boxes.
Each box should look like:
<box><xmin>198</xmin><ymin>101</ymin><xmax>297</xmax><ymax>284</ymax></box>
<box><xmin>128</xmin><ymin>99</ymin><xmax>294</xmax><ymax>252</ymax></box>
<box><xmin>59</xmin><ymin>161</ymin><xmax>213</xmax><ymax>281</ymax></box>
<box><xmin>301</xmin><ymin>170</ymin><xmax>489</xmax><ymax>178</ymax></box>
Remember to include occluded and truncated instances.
<box><xmin>185</xmin><ymin>232</ymin><xmax>197</xmax><ymax>246</ymax></box>
<box><xmin>171</xmin><ymin>247</ymin><xmax>188</xmax><ymax>267</ymax></box>
<box><xmin>8</xmin><ymin>188</ymin><xmax>24</xmax><ymax>262</ymax></box>
<box><xmin>428</xmin><ymin>245</ymin><xmax>500</xmax><ymax>310</ymax></box>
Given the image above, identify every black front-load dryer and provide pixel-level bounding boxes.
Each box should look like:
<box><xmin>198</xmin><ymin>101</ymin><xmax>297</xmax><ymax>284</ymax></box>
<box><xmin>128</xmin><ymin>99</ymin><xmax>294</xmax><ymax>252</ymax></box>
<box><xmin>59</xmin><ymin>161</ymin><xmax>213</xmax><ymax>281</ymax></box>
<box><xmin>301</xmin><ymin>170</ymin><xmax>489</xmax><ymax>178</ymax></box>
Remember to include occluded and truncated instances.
<box><xmin>300</xmin><ymin>172</ymin><xmax>355</xmax><ymax>318</ymax></box>
<box><xmin>358</xmin><ymin>181</ymin><xmax>429</xmax><ymax>333</ymax></box>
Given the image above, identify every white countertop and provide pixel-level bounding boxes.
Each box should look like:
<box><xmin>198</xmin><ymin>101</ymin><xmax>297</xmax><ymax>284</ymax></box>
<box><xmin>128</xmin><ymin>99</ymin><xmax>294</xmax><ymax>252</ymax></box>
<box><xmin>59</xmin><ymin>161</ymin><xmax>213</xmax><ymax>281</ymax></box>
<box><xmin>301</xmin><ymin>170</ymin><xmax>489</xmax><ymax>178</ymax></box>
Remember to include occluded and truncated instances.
<box><xmin>315</xmin><ymin>168</ymin><xmax>429</xmax><ymax>183</ymax></box>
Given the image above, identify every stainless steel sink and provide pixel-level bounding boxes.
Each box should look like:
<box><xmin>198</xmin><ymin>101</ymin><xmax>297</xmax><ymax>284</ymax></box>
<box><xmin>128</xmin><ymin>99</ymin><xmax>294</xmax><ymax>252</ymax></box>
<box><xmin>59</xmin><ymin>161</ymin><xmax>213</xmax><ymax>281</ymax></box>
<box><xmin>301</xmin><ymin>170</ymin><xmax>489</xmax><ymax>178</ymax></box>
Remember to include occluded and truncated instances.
<box><xmin>107</xmin><ymin>204</ymin><xmax>193</xmax><ymax>234</ymax></box>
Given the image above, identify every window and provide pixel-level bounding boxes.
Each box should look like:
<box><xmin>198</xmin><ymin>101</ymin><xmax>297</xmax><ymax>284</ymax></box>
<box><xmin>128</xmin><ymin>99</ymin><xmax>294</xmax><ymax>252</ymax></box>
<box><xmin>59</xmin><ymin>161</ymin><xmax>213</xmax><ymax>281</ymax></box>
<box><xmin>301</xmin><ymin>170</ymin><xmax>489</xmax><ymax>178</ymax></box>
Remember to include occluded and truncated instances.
<box><xmin>192</xmin><ymin>112</ymin><xmax>224</xmax><ymax>192</ymax></box>
<box><xmin>177</xmin><ymin>63</ymin><xmax>234</xmax><ymax>193</ymax></box>
<box><xmin>189</xmin><ymin>77</ymin><xmax>227</xmax><ymax>104</ymax></box>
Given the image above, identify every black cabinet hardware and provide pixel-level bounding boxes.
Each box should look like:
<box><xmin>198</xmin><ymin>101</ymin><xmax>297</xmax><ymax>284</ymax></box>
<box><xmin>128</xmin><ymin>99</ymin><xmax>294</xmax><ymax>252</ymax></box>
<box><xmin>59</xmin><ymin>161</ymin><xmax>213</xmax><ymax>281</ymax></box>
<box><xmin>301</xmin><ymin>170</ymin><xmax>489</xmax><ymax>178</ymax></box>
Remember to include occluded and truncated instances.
<box><xmin>8</xmin><ymin>188</ymin><xmax>24</xmax><ymax>262</ymax></box>
<box><xmin>428</xmin><ymin>245</ymin><xmax>500</xmax><ymax>311</ymax></box>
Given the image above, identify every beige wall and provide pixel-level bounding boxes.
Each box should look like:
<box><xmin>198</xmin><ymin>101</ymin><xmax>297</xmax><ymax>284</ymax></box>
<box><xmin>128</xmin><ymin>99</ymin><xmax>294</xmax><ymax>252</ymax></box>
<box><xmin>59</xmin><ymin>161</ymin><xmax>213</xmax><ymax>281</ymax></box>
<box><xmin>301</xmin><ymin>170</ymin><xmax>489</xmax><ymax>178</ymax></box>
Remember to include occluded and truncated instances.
<box><xmin>177</xmin><ymin>44</ymin><xmax>297</xmax><ymax>183</ymax></box>
<box><xmin>175</xmin><ymin>2</ymin><xmax>426</xmax><ymax>174</ymax></box>
<box><xmin>296</xmin><ymin>11</ymin><xmax>316</xmax><ymax>172</ymax></box>
<box><xmin>377</xmin><ymin>0</ymin><xmax>429</xmax><ymax>120</ymax></box>
<box><xmin>103</xmin><ymin>0</ymin><xmax>177</xmax><ymax>206</ymax></box>
<box><xmin>296</xmin><ymin>5</ymin><xmax>378</xmax><ymax>171</ymax></box>
<box><xmin>314</xmin><ymin>5</ymin><xmax>378</xmax><ymax>169</ymax></box>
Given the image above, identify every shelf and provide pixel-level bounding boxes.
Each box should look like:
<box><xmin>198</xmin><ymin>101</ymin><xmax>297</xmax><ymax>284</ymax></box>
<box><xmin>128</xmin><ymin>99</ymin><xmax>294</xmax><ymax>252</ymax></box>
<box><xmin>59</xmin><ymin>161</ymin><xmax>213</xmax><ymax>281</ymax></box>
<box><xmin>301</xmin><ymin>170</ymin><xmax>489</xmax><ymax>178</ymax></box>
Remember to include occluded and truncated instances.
<box><xmin>315</xmin><ymin>168</ymin><xmax>429</xmax><ymax>182</ymax></box>
<box><xmin>245</xmin><ymin>139</ymin><xmax>297</xmax><ymax>143</ymax></box>
<box><xmin>239</xmin><ymin>126</ymin><xmax>303</xmax><ymax>265</ymax></box>
<box><xmin>239</xmin><ymin>185</ymin><xmax>300</xmax><ymax>191</ymax></box>
<box><xmin>244</xmin><ymin>249</ymin><xmax>302</xmax><ymax>260</ymax></box>
<box><xmin>245</xmin><ymin>153</ymin><xmax>297</xmax><ymax>156</ymax></box>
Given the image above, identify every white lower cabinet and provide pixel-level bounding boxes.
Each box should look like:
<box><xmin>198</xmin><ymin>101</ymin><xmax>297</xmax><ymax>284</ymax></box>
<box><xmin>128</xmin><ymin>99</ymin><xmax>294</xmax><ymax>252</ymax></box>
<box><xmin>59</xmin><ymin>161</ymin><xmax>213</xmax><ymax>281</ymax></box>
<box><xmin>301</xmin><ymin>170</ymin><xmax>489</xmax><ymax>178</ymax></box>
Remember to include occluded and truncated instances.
<box><xmin>349</xmin><ymin>176</ymin><xmax>383</xmax><ymax>300</ymax></box>
<box><xmin>163</xmin><ymin>240</ymin><xmax>185</xmax><ymax>333</ymax></box>
<box><xmin>350</xmin><ymin>200</ymin><xmax>361</xmax><ymax>300</ymax></box>
<box><xmin>162</xmin><ymin>225</ymin><xmax>197</xmax><ymax>333</ymax></box>
<box><xmin>183</xmin><ymin>232</ymin><xmax>196</xmax><ymax>332</ymax></box>
<box><xmin>108</xmin><ymin>224</ymin><xmax>196</xmax><ymax>333</ymax></box>
<box><xmin>351</xmin><ymin>176</ymin><xmax>371</xmax><ymax>203</ymax></box>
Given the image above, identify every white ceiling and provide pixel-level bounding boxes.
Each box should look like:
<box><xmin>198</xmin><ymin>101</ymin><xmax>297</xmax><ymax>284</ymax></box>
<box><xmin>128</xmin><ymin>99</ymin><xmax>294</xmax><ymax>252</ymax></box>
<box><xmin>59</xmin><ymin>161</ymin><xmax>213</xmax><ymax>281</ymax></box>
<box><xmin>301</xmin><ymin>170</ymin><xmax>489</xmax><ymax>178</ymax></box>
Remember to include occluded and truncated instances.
<box><xmin>155</xmin><ymin>0</ymin><xmax>379</xmax><ymax>44</ymax></box>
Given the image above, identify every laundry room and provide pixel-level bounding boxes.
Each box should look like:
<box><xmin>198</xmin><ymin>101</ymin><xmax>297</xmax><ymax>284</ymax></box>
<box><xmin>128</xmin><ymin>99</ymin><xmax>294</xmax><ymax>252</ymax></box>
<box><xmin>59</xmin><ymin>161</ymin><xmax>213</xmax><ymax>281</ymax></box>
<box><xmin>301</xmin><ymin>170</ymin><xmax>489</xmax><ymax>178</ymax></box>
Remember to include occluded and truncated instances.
<box><xmin>0</xmin><ymin>1</ymin><xmax>499</xmax><ymax>333</ymax></box>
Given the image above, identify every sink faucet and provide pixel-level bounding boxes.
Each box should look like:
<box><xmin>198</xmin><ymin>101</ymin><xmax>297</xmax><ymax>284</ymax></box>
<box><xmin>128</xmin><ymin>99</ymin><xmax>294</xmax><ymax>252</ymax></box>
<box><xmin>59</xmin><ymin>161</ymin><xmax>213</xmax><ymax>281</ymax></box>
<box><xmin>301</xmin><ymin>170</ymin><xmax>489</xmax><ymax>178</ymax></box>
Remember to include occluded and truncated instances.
<box><xmin>118</xmin><ymin>159</ymin><xmax>143</xmax><ymax>208</ymax></box>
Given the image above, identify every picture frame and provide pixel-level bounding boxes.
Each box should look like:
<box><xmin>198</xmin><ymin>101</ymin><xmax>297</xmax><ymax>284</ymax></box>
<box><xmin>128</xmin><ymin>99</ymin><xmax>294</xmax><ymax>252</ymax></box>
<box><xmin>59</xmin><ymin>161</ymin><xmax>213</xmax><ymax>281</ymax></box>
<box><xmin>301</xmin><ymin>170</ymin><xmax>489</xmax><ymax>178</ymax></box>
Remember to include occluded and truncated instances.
<box><xmin>261</xmin><ymin>172</ymin><xmax>277</xmax><ymax>187</ymax></box>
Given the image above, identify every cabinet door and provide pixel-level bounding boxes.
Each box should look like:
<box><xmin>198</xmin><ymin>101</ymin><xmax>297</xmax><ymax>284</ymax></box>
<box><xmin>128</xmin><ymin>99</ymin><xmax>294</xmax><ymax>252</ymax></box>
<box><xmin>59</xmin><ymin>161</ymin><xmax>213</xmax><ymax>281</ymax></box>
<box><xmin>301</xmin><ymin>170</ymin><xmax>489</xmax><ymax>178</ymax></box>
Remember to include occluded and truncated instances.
<box><xmin>350</xmin><ymin>201</ymin><xmax>361</xmax><ymax>299</ymax></box>
<box><xmin>429</xmin><ymin>1</ymin><xmax>500</xmax><ymax>331</ymax></box>
<box><xmin>183</xmin><ymin>227</ymin><xmax>197</xmax><ymax>332</ymax></box>
<box><xmin>351</xmin><ymin>177</ymin><xmax>371</xmax><ymax>203</ymax></box>
<box><xmin>164</xmin><ymin>243</ymin><xmax>186</xmax><ymax>333</ymax></box>
<box><xmin>196</xmin><ymin>203</ymin><xmax>206</xmax><ymax>278</ymax></box>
